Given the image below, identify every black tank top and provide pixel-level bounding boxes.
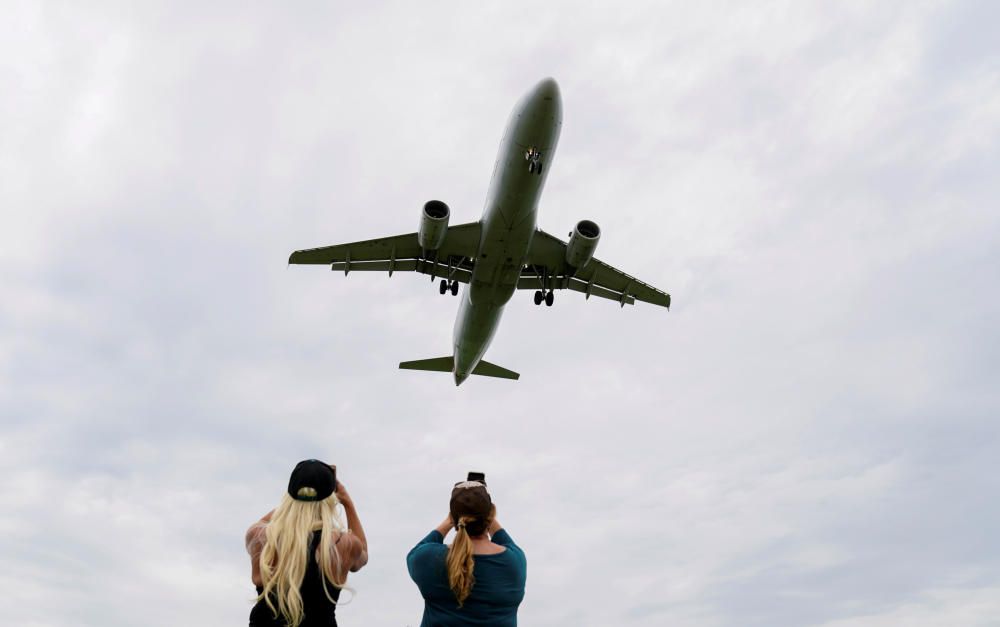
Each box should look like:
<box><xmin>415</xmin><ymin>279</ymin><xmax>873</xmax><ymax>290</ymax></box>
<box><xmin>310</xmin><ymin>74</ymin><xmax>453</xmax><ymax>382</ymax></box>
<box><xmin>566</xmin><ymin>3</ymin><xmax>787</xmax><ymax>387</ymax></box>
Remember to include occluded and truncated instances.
<box><xmin>249</xmin><ymin>531</ymin><xmax>342</xmax><ymax>627</ymax></box>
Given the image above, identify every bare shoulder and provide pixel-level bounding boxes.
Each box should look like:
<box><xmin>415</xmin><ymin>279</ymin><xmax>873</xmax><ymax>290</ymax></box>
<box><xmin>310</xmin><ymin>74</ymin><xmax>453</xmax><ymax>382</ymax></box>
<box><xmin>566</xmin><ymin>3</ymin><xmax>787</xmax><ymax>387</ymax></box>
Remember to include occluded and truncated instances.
<box><xmin>329</xmin><ymin>529</ymin><xmax>368</xmax><ymax>572</ymax></box>
<box><xmin>245</xmin><ymin>522</ymin><xmax>268</xmax><ymax>554</ymax></box>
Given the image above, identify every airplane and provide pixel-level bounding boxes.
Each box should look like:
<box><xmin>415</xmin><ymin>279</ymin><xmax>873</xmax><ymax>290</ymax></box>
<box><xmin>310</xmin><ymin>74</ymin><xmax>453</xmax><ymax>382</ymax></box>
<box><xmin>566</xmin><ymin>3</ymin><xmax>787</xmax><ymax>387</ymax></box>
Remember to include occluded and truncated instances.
<box><xmin>289</xmin><ymin>77</ymin><xmax>671</xmax><ymax>385</ymax></box>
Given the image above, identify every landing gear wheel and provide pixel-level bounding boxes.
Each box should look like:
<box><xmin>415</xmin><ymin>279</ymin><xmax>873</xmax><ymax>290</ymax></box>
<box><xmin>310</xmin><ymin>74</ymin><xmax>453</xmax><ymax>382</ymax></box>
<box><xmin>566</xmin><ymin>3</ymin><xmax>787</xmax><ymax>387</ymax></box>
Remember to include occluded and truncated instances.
<box><xmin>545</xmin><ymin>291</ymin><xmax>554</xmax><ymax>307</ymax></box>
<box><xmin>533</xmin><ymin>290</ymin><xmax>543</xmax><ymax>305</ymax></box>
<box><xmin>528</xmin><ymin>162</ymin><xmax>535</xmax><ymax>174</ymax></box>
<box><xmin>537</xmin><ymin>163</ymin><xmax>543</xmax><ymax>175</ymax></box>
<box><xmin>450</xmin><ymin>280</ymin><xmax>459</xmax><ymax>296</ymax></box>
<box><xmin>439</xmin><ymin>279</ymin><xmax>448</xmax><ymax>295</ymax></box>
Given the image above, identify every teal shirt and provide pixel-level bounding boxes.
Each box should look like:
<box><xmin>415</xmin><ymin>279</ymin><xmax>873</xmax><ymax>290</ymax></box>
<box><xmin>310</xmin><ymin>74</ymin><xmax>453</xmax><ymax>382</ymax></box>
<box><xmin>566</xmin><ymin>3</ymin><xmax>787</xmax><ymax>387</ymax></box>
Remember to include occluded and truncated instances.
<box><xmin>407</xmin><ymin>528</ymin><xmax>527</xmax><ymax>626</ymax></box>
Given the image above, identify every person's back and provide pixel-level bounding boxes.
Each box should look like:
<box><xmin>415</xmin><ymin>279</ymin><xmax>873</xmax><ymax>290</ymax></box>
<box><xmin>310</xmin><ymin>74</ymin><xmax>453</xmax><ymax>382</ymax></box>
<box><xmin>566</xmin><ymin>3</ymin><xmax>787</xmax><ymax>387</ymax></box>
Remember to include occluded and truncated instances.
<box><xmin>251</xmin><ymin>531</ymin><xmax>341</xmax><ymax>627</ymax></box>
<box><xmin>246</xmin><ymin>460</ymin><xmax>368</xmax><ymax>627</ymax></box>
<box><xmin>407</xmin><ymin>480</ymin><xmax>526</xmax><ymax>626</ymax></box>
<box><xmin>408</xmin><ymin>527</ymin><xmax>526</xmax><ymax>626</ymax></box>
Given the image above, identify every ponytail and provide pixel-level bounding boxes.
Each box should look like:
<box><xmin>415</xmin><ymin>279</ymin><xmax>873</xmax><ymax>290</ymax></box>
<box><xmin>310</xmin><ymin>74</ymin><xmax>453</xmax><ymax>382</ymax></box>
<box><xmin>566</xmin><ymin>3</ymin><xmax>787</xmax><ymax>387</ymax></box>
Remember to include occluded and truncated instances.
<box><xmin>446</xmin><ymin>516</ymin><xmax>477</xmax><ymax>606</ymax></box>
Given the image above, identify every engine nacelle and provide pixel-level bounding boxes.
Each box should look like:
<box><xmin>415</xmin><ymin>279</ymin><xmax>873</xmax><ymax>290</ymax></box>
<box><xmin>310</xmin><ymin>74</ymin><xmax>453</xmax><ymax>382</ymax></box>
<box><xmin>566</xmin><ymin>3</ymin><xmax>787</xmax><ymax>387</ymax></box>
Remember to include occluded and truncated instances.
<box><xmin>418</xmin><ymin>200</ymin><xmax>450</xmax><ymax>251</ymax></box>
<box><xmin>565</xmin><ymin>219</ymin><xmax>600</xmax><ymax>269</ymax></box>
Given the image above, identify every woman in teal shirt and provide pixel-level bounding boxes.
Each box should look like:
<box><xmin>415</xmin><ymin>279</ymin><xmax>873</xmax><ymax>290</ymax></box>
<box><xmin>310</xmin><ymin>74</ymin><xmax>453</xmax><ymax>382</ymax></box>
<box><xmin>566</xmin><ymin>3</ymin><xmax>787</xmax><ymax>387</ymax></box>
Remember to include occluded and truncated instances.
<box><xmin>407</xmin><ymin>481</ymin><xmax>527</xmax><ymax>626</ymax></box>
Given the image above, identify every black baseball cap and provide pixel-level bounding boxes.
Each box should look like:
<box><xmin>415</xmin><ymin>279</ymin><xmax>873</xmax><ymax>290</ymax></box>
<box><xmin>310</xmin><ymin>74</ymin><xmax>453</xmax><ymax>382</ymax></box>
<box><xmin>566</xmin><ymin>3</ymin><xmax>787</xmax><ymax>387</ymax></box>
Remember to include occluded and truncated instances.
<box><xmin>288</xmin><ymin>459</ymin><xmax>337</xmax><ymax>501</ymax></box>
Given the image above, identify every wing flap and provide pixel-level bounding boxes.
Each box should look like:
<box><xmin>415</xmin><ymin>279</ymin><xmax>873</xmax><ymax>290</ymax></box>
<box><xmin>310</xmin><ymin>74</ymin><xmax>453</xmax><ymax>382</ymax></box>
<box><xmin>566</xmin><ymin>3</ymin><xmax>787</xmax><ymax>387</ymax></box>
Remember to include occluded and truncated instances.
<box><xmin>566</xmin><ymin>278</ymin><xmax>636</xmax><ymax>305</ymax></box>
<box><xmin>516</xmin><ymin>276</ymin><xmax>635</xmax><ymax>305</ymax></box>
<box><xmin>329</xmin><ymin>260</ymin><xmax>473</xmax><ymax>284</ymax></box>
<box><xmin>330</xmin><ymin>259</ymin><xmax>417</xmax><ymax>273</ymax></box>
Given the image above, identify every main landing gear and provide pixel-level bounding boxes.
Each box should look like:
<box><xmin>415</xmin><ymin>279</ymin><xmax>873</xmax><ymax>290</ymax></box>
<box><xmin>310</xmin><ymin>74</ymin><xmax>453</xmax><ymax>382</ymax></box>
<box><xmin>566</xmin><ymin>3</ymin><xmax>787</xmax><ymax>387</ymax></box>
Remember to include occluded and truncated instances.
<box><xmin>533</xmin><ymin>290</ymin><xmax>554</xmax><ymax>307</ymax></box>
<box><xmin>439</xmin><ymin>279</ymin><xmax>459</xmax><ymax>296</ymax></box>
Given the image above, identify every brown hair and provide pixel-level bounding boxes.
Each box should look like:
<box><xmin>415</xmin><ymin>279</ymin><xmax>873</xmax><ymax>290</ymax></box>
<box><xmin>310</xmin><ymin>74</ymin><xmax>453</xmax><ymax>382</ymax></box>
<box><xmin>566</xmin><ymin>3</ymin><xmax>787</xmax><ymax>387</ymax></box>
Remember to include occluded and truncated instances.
<box><xmin>446</xmin><ymin>484</ymin><xmax>494</xmax><ymax>606</ymax></box>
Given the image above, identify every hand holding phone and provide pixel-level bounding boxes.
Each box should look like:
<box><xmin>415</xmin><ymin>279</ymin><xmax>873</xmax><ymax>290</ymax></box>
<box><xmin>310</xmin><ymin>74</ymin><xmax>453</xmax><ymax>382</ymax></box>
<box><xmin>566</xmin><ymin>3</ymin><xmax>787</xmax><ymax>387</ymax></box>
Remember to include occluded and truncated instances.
<box><xmin>328</xmin><ymin>464</ymin><xmax>338</xmax><ymax>492</ymax></box>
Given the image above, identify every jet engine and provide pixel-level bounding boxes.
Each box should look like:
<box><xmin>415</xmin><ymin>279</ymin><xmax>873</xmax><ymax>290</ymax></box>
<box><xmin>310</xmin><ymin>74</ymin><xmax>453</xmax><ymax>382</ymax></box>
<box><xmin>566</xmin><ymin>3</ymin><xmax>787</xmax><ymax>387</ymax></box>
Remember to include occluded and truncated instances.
<box><xmin>565</xmin><ymin>219</ymin><xmax>600</xmax><ymax>269</ymax></box>
<box><xmin>418</xmin><ymin>200</ymin><xmax>450</xmax><ymax>252</ymax></box>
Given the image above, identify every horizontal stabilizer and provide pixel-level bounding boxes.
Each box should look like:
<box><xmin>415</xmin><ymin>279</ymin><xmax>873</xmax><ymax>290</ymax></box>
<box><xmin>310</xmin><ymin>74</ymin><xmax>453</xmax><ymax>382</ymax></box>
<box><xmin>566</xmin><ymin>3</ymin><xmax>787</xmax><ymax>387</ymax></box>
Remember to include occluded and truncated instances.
<box><xmin>399</xmin><ymin>356</ymin><xmax>454</xmax><ymax>372</ymax></box>
<box><xmin>471</xmin><ymin>360</ymin><xmax>520</xmax><ymax>380</ymax></box>
<box><xmin>398</xmin><ymin>356</ymin><xmax>520</xmax><ymax>381</ymax></box>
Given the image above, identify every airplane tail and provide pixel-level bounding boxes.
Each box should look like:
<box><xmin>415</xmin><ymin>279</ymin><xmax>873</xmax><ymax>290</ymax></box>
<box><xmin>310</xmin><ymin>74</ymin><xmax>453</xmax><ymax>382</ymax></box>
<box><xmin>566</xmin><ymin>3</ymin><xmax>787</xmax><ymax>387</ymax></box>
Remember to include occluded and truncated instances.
<box><xmin>399</xmin><ymin>356</ymin><xmax>520</xmax><ymax>381</ymax></box>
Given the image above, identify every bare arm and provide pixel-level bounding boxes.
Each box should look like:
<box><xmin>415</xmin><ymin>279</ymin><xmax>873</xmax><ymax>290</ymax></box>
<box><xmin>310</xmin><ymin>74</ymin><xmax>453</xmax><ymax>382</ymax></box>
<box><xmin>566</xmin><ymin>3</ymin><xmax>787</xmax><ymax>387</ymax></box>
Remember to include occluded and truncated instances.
<box><xmin>246</xmin><ymin>510</ymin><xmax>274</xmax><ymax>588</ymax></box>
<box><xmin>335</xmin><ymin>482</ymin><xmax>369</xmax><ymax>573</ymax></box>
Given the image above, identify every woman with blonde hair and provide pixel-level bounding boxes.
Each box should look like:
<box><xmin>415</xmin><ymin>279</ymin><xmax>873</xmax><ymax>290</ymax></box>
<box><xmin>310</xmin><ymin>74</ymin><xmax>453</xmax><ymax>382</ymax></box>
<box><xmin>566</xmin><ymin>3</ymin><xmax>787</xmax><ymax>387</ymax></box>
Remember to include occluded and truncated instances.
<box><xmin>407</xmin><ymin>479</ymin><xmax>526</xmax><ymax>626</ymax></box>
<box><xmin>245</xmin><ymin>460</ymin><xmax>368</xmax><ymax>627</ymax></box>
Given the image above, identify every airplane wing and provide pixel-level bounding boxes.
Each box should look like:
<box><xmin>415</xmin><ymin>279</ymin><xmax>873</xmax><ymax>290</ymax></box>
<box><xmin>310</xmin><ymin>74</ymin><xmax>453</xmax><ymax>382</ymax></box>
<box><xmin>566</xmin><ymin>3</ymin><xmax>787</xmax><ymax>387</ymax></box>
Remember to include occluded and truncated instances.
<box><xmin>289</xmin><ymin>222</ymin><xmax>482</xmax><ymax>283</ymax></box>
<box><xmin>520</xmin><ymin>229</ymin><xmax>671</xmax><ymax>309</ymax></box>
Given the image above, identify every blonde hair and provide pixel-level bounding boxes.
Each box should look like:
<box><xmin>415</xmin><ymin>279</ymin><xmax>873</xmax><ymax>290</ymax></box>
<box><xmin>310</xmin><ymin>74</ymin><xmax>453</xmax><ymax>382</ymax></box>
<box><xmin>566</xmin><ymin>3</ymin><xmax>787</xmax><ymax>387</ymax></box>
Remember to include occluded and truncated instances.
<box><xmin>446</xmin><ymin>506</ymin><xmax>495</xmax><ymax>607</ymax></box>
<box><xmin>258</xmin><ymin>493</ymin><xmax>347</xmax><ymax>627</ymax></box>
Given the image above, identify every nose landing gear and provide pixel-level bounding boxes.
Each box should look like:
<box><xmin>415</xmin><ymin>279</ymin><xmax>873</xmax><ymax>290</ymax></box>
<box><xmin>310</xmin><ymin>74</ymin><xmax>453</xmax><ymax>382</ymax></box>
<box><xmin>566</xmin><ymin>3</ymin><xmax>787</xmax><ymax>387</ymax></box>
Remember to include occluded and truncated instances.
<box><xmin>525</xmin><ymin>147</ymin><xmax>543</xmax><ymax>175</ymax></box>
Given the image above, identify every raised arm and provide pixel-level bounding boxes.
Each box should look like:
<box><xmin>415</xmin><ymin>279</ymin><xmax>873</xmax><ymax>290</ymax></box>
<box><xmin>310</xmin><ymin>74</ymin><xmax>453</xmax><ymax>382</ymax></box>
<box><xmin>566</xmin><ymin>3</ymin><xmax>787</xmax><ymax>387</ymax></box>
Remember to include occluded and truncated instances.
<box><xmin>406</xmin><ymin>514</ymin><xmax>452</xmax><ymax>587</ymax></box>
<box><xmin>435</xmin><ymin>513</ymin><xmax>454</xmax><ymax>538</ymax></box>
<box><xmin>488</xmin><ymin>516</ymin><xmax>503</xmax><ymax>537</ymax></box>
<box><xmin>488</xmin><ymin>515</ymin><xmax>520</xmax><ymax>552</ymax></box>
<box><xmin>334</xmin><ymin>480</ymin><xmax>369</xmax><ymax>573</ymax></box>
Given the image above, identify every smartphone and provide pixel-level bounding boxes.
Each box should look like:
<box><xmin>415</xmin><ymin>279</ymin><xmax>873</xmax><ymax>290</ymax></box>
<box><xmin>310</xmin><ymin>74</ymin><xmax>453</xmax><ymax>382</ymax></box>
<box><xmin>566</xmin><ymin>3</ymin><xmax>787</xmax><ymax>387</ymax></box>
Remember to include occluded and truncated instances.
<box><xmin>330</xmin><ymin>464</ymin><xmax>338</xmax><ymax>492</ymax></box>
<box><xmin>467</xmin><ymin>471</ymin><xmax>486</xmax><ymax>484</ymax></box>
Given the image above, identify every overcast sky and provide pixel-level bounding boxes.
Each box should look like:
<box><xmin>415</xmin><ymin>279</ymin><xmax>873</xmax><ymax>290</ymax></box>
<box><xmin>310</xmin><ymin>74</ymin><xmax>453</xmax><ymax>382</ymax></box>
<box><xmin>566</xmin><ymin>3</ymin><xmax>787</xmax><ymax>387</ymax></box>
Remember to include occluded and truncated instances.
<box><xmin>2</xmin><ymin>1</ymin><xmax>998</xmax><ymax>625</ymax></box>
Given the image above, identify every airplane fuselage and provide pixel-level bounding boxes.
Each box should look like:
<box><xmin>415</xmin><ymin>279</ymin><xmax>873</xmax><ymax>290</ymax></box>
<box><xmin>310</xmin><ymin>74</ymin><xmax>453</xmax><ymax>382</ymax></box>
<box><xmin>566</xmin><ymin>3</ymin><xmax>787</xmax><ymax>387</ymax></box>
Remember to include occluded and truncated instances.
<box><xmin>452</xmin><ymin>78</ymin><xmax>563</xmax><ymax>384</ymax></box>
